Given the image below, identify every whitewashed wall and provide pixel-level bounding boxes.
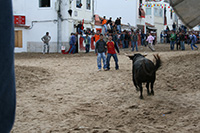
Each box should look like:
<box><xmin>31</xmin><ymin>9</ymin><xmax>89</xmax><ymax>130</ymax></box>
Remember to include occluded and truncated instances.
<box><xmin>12</xmin><ymin>0</ymin><xmax>93</xmax><ymax>53</ymax></box>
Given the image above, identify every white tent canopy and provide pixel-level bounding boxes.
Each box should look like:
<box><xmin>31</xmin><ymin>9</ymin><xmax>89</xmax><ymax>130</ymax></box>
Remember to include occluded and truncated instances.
<box><xmin>170</xmin><ymin>0</ymin><xmax>200</xmax><ymax>29</ymax></box>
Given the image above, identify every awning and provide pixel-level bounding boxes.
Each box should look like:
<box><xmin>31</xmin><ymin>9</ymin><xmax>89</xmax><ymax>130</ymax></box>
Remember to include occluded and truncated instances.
<box><xmin>14</xmin><ymin>24</ymin><xmax>30</xmax><ymax>29</ymax></box>
<box><xmin>170</xmin><ymin>0</ymin><xmax>200</xmax><ymax>28</ymax></box>
<box><xmin>147</xmin><ymin>26</ymin><xmax>157</xmax><ymax>30</ymax></box>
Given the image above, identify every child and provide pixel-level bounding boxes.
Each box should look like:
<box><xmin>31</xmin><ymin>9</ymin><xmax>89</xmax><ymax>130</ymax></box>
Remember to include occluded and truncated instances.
<box><xmin>146</xmin><ymin>33</ymin><xmax>155</xmax><ymax>51</ymax></box>
<box><xmin>106</xmin><ymin>35</ymin><xmax>120</xmax><ymax>70</ymax></box>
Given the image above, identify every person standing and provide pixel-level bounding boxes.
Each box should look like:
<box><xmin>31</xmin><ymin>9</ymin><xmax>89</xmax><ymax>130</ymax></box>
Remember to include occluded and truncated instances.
<box><xmin>172</xmin><ymin>22</ymin><xmax>176</xmax><ymax>32</ymax></box>
<box><xmin>124</xmin><ymin>31</ymin><xmax>130</xmax><ymax>48</ymax></box>
<box><xmin>176</xmin><ymin>33</ymin><xmax>181</xmax><ymax>50</ymax></box>
<box><xmin>146</xmin><ymin>33</ymin><xmax>155</xmax><ymax>51</ymax></box>
<box><xmin>131</xmin><ymin>32</ymin><xmax>138</xmax><ymax>51</ymax></box>
<box><xmin>106</xmin><ymin>35</ymin><xmax>120</xmax><ymax>70</ymax></box>
<box><xmin>107</xmin><ymin>17</ymin><xmax>112</xmax><ymax>31</ymax></box>
<box><xmin>118</xmin><ymin>17</ymin><xmax>122</xmax><ymax>33</ymax></box>
<box><xmin>164</xmin><ymin>32</ymin><xmax>167</xmax><ymax>43</ymax></box>
<box><xmin>160</xmin><ymin>32</ymin><xmax>164</xmax><ymax>44</ymax></box>
<box><xmin>170</xmin><ymin>31</ymin><xmax>176</xmax><ymax>50</ymax></box>
<box><xmin>0</xmin><ymin>0</ymin><xmax>16</xmax><ymax>132</ymax></box>
<box><xmin>113</xmin><ymin>31</ymin><xmax>119</xmax><ymax>47</ymax></box>
<box><xmin>141</xmin><ymin>31</ymin><xmax>146</xmax><ymax>46</ymax></box>
<box><xmin>69</xmin><ymin>33</ymin><xmax>76</xmax><ymax>54</ymax></box>
<box><xmin>153</xmin><ymin>33</ymin><xmax>156</xmax><ymax>45</ymax></box>
<box><xmin>41</xmin><ymin>32</ymin><xmax>51</xmax><ymax>54</ymax></box>
<box><xmin>77</xmin><ymin>21</ymin><xmax>83</xmax><ymax>34</ymax></box>
<box><xmin>102</xmin><ymin>16</ymin><xmax>107</xmax><ymax>34</ymax></box>
<box><xmin>95</xmin><ymin>34</ymin><xmax>107</xmax><ymax>71</ymax></box>
<box><xmin>82</xmin><ymin>33</ymin><xmax>91</xmax><ymax>53</ymax></box>
<box><xmin>190</xmin><ymin>32</ymin><xmax>198</xmax><ymax>50</ymax></box>
<box><xmin>94</xmin><ymin>31</ymin><xmax>100</xmax><ymax>43</ymax></box>
<box><xmin>120</xmin><ymin>31</ymin><xmax>125</xmax><ymax>48</ymax></box>
<box><xmin>166</xmin><ymin>26</ymin><xmax>170</xmax><ymax>32</ymax></box>
<box><xmin>75</xmin><ymin>32</ymin><xmax>79</xmax><ymax>53</ymax></box>
<box><xmin>179</xmin><ymin>32</ymin><xmax>185</xmax><ymax>50</ymax></box>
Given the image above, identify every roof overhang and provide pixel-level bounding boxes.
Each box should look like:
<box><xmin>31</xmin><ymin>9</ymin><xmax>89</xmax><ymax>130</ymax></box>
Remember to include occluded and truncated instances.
<box><xmin>170</xmin><ymin>0</ymin><xmax>200</xmax><ymax>29</ymax></box>
<box><xmin>14</xmin><ymin>24</ymin><xmax>30</xmax><ymax>29</ymax></box>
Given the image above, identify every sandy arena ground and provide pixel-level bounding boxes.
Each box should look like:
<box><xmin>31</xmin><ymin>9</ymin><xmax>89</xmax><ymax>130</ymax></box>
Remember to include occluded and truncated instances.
<box><xmin>12</xmin><ymin>44</ymin><xmax>200</xmax><ymax>133</ymax></box>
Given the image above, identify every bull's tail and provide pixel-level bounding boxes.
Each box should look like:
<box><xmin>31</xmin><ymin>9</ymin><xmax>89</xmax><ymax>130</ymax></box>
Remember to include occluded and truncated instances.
<box><xmin>153</xmin><ymin>54</ymin><xmax>161</xmax><ymax>71</ymax></box>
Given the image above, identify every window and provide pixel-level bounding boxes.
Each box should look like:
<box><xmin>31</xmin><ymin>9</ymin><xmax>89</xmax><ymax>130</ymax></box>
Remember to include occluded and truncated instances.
<box><xmin>154</xmin><ymin>8</ymin><xmax>163</xmax><ymax>17</ymax></box>
<box><xmin>86</xmin><ymin>0</ymin><xmax>91</xmax><ymax>10</ymax></box>
<box><xmin>39</xmin><ymin>0</ymin><xmax>51</xmax><ymax>7</ymax></box>
<box><xmin>76</xmin><ymin>0</ymin><xmax>82</xmax><ymax>8</ymax></box>
<box><xmin>139</xmin><ymin>0</ymin><xmax>142</xmax><ymax>5</ymax></box>
<box><xmin>15</xmin><ymin>30</ymin><xmax>23</xmax><ymax>48</ymax></box>
<box><xmin>159</xmin><ymin>8</ymin><xmax>163</xmax><ymax>17</ymax></box>
<box><xmin>146</xmin><ymin>8</ymin><xmax>152</xmax><ymax>15</ymax></box>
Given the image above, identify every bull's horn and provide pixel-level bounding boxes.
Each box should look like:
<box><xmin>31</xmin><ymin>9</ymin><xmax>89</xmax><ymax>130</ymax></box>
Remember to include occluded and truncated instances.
<box><xmin>143</xmin><ymin>52</ymin><xmax>148</xmax><ymax>56</ymax></box>
<box><xmin>124</xmin><ymin>53</ymin><xmax>133</xmax><ymax>57</ymax></box>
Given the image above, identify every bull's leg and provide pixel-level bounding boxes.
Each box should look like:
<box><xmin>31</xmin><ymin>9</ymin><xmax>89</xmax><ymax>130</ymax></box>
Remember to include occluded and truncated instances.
<box><xmin>133</xmin><ymin>71</ymin><xmax>139</xmax><ymax>91</ymax></box>
<box><xmin>146</xmin><ymin>82</ymin><xmax>151</xmax><ymax>96</ymax></box>
<box><xmin>138</xmin><ymin>83</ymin><xmax>143</xmax><ymax>99</ymax></box>
<box><xmin>133</xmin><ymin>77</ymin><xmax>139</xmax><ymax>91</ymax></box>
<box><xmin>150</xmin><ymin>82</ymin><xmax>154</xmax><ymax>95</ymax></box>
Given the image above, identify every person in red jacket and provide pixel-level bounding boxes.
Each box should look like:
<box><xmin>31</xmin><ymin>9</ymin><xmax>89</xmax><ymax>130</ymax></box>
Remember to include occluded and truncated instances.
<box><xmin>106</xmin><ymin>35</ymin><xmax>120</xmax><ymax>70</ymax></box>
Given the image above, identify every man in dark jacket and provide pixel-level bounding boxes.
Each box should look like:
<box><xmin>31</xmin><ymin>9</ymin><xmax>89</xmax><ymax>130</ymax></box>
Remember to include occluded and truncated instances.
<box><xmin>179</xmin><ymin>31</ymin><xmax>185</xmax><ymax>50</ymax></box>
<box><xmin>125</xmin><ymin>31</ymin><xmax>130</xmax><ymax>48</ymax></box>
<box><xmin>95</xmin><ymin>34</ymin><xmax>107</xmax><ymax>71</ymax></box>
<box><xmin>0</xmin><ymin>0</ymin><xmax>16</xmax><ymax>132</ymax></box>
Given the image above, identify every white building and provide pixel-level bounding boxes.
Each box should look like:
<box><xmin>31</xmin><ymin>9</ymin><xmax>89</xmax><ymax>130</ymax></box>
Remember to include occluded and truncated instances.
<box><xmin>143</xmin><ymin>0</ymin><xmax>183</xmax><ymax>43</ymax></box>
<box><xmin>13</xmin><ymin>0</ymin><xmax>94</xmax><ymax>53</ymax></box>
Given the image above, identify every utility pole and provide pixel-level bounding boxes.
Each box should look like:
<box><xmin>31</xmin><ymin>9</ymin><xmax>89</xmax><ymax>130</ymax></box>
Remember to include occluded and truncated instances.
<box><xmin>92</xmin><ymin>0</ymin><xmax>95</xmax><ymax>29</ymax></box>
<box><xmin>57</xmin><ymin>0</ymin><xmax>62</xmax><ymax>53</ymax></box>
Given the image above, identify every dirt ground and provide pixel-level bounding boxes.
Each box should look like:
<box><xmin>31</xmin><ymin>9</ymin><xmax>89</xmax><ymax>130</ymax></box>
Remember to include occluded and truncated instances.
<box><xmin>12</xmin><ymin>44</ymin><xmax>200</xmax><ymax>133</ymax></box>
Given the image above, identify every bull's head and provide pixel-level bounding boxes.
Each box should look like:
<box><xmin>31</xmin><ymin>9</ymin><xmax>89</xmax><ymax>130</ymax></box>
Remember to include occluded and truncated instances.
<box><xmin>127</xmin><ymin>53</ymin><xmax>147</xmax><ymax>61</ymax></box>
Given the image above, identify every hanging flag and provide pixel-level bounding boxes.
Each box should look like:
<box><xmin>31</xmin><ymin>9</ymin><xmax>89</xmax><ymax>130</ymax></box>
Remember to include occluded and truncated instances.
<box><xmin>81</xmin><ymin>19</ymin><xmax>84</xmax><ymax>30</ymax></box>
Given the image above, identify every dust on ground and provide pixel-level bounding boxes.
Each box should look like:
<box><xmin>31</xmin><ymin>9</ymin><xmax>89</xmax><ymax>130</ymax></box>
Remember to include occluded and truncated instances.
<box><xmin>12</xmin><ymin>44</ymin><xmax>200</xmax><ymax>133</ymax></box>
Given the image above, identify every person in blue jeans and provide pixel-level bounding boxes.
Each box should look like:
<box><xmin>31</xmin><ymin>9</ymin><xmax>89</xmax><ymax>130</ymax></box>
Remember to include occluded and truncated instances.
<box><xmin>82</xmin><ymin>33</ymin><xmax>91</xmax><ymax>53</ymax></box>
<box><xmin>179</xmin><ymin>32</ymin><xmax>185</xmax><ymax>50</ymax></box>
<box><xmin>170</xmin><ymin>31</ymin><xmax>176</xmax><ymax>50</ymax></box>
<box><xmin>0</xmin><ymin>0</ymin><xmax>16</xmax><ymax>132</ymax></box>
<box><xmin>106</xmin><ymin>36</ymin><xmax>120</xmax><ymax>70</ymax></box>
<box><xmin>190</xmin><ymin>32</ymin><xmax>198</xmax><ymax>50</ymax></box>
<box><xmin>120</xmin><ymin>32</ymin><xmax>125</xmax><ymax>48</ymax></box>
<box><xmin>132</xmin><ymin>32</ymin><xmax>138</xmax><ymax>51</ymax></box>
<box><xmin>95</xmin><ymin>34</ymin><xmax>107</xmax><ymax>71</ymax></box>
<box><xmin>113</xmin><ymin>31</ymin><xmax>119</xmax><ymax>47</ymax></box>
<box><xmin>69</xmin><ymin>33</ymin><xmax>76</xmax><ymax>54</ymax></box>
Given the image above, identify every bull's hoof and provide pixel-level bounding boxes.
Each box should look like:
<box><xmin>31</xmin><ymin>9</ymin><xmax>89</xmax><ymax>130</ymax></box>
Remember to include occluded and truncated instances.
<box><xmin>140</xmin><ymin>95</ymin><xmax>144</xmax><ymax>99</ymax></box>
<box><xmin>147</xmin><ymin>93</ymin><xmax>151</xmax><ymax>96</ymax></box>
<box><xmin>151</xmin><ymin>91</ymin><xmax>154</xmax><ymax>95</ymax></box>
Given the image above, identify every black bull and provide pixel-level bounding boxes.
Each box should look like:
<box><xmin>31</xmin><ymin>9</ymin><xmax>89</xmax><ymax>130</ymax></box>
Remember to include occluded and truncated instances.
<box><xmin>128</xmin><ymin>54</ymin><xmax>161</xmax><ymax>99</ymax></box>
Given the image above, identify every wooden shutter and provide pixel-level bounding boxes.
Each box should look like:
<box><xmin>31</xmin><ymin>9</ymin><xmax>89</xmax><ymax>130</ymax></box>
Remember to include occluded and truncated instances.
<box><xmin>15</xmin><ymin>30</ymin><xmax>23</xmax><ymax>48</ymax></box>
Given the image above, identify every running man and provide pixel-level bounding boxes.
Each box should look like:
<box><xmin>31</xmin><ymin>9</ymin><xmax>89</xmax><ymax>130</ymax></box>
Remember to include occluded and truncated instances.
<box><xmin>190</xmin><ymin>32</ymin><xmax>198</xmax><ymax>50</ymax></box>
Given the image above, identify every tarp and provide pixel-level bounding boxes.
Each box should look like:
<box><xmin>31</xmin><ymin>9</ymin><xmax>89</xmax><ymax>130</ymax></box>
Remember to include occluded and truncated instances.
<box><xmin>170</xmin><ymin>0</ymin><xmax>200</xmax><ymax>28</ymax></box>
